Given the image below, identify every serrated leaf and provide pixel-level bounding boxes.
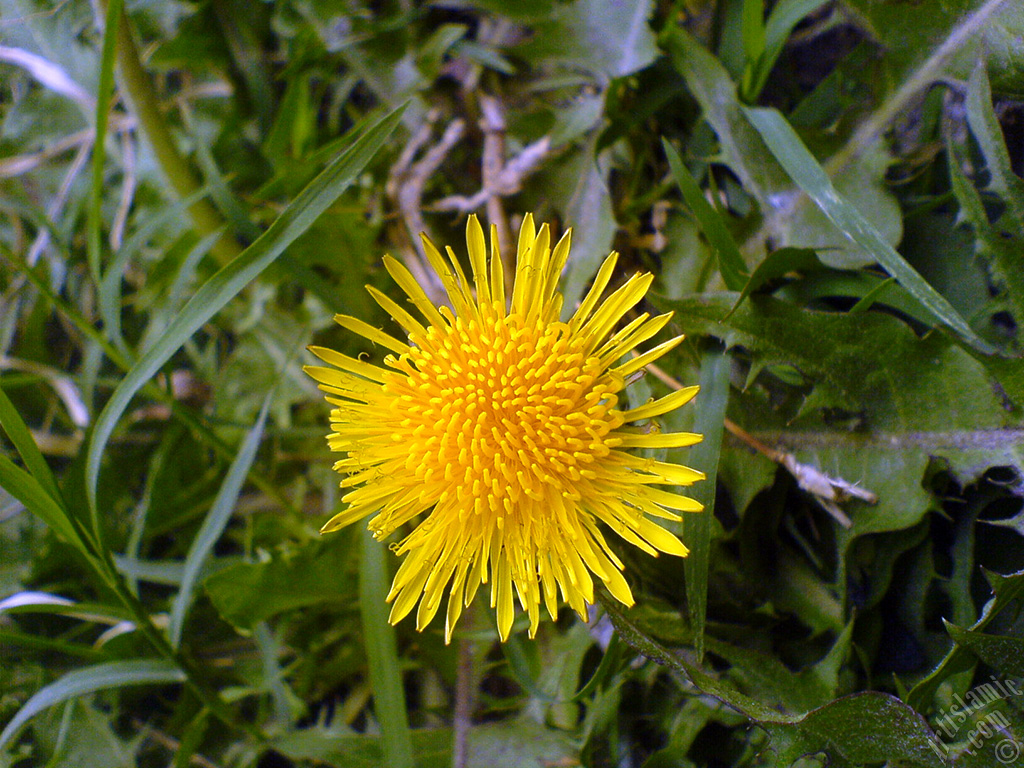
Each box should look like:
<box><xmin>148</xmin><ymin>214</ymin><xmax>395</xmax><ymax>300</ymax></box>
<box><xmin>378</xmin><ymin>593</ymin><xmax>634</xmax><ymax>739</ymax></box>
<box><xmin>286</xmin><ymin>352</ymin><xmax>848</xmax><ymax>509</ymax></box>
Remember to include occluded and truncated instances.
<box><xmin>909</xmin><ymin>569</ymin><xmax>1024</xmax><ymax>710</ymax></box>
<box><xmin>659</xmin><ymin>293</ymin><xmax>1024</xmax><ymax>483</ymax></box>
<box><xmin>704</xmin><ymin>621</ymin><xmax>853</xmax><ymax>713</ymax></box>
<box><xmin>204</xmin><ymin>539</ymin><xmax>357</xmax><ymax>632</ymax></box>
<box><xmin>760</xmin><ymin>692</ymin><xmax>946</xmax><ymax>768</ymax></box>
<box><xmin>945</xmin><ymin>623</ymin><xmax>1024</xmax><ymax>679</ymax></box>
<box><xmin>603</xmin><ymin>596</ymin><xmax>946</xmax><ymax>766</ymax></box>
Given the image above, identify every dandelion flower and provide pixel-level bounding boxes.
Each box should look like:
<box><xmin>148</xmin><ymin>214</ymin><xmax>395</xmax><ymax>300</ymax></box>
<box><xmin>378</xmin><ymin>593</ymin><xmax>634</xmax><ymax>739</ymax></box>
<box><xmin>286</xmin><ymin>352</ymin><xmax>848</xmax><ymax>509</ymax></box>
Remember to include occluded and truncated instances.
<box><xmin>305</xmin><ymin>215</ymin><xmax>703</xmax><ymax>643</ymax></box>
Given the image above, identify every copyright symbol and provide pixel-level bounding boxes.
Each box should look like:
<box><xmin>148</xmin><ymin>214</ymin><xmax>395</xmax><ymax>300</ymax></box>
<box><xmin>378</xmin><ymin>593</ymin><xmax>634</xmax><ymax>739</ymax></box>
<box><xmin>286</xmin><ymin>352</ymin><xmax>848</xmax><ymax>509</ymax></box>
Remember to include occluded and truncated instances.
<box><xmin>995</xmin><ymin>739</ymin><xmax>1021</xmax><ymax>764</ymax></box>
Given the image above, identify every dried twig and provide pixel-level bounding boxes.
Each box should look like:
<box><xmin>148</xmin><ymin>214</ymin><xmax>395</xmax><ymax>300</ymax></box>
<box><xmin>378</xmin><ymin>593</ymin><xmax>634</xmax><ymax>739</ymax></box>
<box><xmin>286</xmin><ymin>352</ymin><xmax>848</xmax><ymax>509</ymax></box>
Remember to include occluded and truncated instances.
<box><xmin>434</xmin><ymin>95</ymin><xmax>550</xmax><ymax>280</ymax></box>
<box><xmin>386</xmin><ymin>111</ymin><xmax>465</xmax><ymax>302</ymax></box>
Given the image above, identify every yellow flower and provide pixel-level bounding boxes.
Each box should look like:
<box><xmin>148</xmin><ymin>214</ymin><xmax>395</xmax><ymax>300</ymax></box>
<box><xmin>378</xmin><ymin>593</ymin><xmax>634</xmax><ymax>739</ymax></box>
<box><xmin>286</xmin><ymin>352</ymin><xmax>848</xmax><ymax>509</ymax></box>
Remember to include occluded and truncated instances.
<box><xmin>305</xmin><ymin>215</ymin><xmax>703</xmax><ymax>643</ymax></box>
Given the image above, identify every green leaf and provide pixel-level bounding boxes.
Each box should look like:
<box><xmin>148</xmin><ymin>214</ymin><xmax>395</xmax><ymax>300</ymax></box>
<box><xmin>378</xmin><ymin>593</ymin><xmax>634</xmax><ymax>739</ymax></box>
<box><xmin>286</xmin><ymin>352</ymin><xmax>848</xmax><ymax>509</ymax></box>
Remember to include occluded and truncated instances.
<box><xmin>704</xmin><ymin>622</ymin><xmax>853</xmax><ymax>713</ymax></box>
<box><xmin>360</xmin><ymin>528</ymin><xmax>414</xmax><ymax>768</ymax></box>
<box><xmin>100</xmin><ymin>186</ymin><xmax>219</xmax><ymax>357</ymax></box>
<box><xmin>0</xmin><ymin>383</ymin><xmax>61</xmax><ymax>503</ymax></box>
<box><xmin>756</xmin><ymin>0</ymin><xmax>832</xmax><ymax>94</ymax></box>
<box><xmin>959</xmin><ymin>63</ymin><xmax>1024</xmax><ymax>329</ymax></box>
<box><xmin>270</xmin><ymin>726</ymin><xmax>450</xmax><ymax>768</ymax></box>
<box><xmin>661</xmin><ymin>27</ymin><xmax>791</xmax><ymax>208</ymax></box>
<box><xmin>743</xmin><ymin>105</ymin><xmax>991</xmax><ymax>353</ymax></box>
<box><xmin>0</xmin><ymin>659</ymin><xmax>185</xmax><ymax>750</ymax></box>
<box><xmin>759</xmin><ymin>693</ymin><xmax>946</xmax><ymax>768</ymax></box>
<box><xmin>0</xmin><ymin>454</ymin><xmax>89</xmax><ymax>555</ymax></box>
<box><xmin>205</xmin><ymin>539</ymin><xmax>357</xmax><ymax>632</ymax></box>
<box><xmin>610</xmin><ymin>602</ymin><xmax>941</xmax><ymax>766</ymax></box>
<box><xmin>270</xmin><ymin>719</ymin><xmax>578</xmax><ymax>768</ymax></box>
<box><xmin>83</xmin><ymin>105</ymin><xmax>404</xmax><ymax>538</ymax></box>
<box><xmin>740</xmin><ymin>0</ymin><xmax>765</xmax><ymax>69</ymax></box>
<box><xmin>662</xmin><ymin>139</ymin><xmax>747</xmax><ymax>291</ymax></box>
<box><xmin>681</xmin><ymin>349</ymin><xmax>730</xmax><ymax>662</ymax></box>
<box><xmin>945</xmin><ymin>623</ymin><xmax>1024</xmax><ymax>679</ymax></box>
<box><xmin>0</xmin><ymin>591</ymin><xmax>130</xmax><ymax>625</ymax></box>
<box><xmin>908</xmin><ymin>569</ymin><xmax>1024</xmax><ymax>710</ymax></box>
<box><xmin>848</xmin><ymin>276</ymin><xmax>897</xmax><ymax>315</ymax></box>
<box><xmin>556</xmin><ymin>142</ymin><xmax>618</xmax><ymax>311</ymax></box>
<box><xmin>783</xmin><ymin>270</ymin><xmax>941</xmax><ymax>327</ymax></box>
<box><xmin>517</xmin><ymin>0</ymin><xmax>658</xmax><ymax>80</ymax></box>
<box><xmin>659</xmin><ymin>293</ymin><xmax>1024</xmax><ymax>483</ymax></box>
<box><xmin>843</xmin><ymin>0</ymin><xmax>1024</xmax><ymax>92</ymax></box>
<box><xmin>729</xmin><ymin>246</ymin><xmax>823</xmax><ymax>313</ymax></box>
<box><xmin>86</xmin><ymin>0</ymin><xmax>123</xmax><ymax>283</ymax></box>
<box><xmin>600</xmin><ymin>594</ymin><xmax>790</xmax><ymax>721</ymax></box>
<box><xmin>168</xmin><ymin>396</ymin><xmax>271</xmax><ymax>648</ymax></box>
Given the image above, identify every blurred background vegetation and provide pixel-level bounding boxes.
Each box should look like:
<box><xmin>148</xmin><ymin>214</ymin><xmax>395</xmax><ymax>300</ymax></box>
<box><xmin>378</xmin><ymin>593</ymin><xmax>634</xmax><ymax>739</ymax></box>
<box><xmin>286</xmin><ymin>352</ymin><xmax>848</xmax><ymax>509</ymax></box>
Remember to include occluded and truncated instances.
<box><xmin>1</xmin><ymin>0</ymin><xmax>1023</xmax><ymax>766</ymax></box>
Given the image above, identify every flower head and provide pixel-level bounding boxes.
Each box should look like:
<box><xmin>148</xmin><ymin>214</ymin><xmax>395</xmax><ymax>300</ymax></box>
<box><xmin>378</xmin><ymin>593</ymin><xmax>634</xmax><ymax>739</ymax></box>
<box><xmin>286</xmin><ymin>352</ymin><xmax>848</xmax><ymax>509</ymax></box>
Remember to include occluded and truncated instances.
<box><xmin>305</xmin><ymin>215</ymin><xmax>703</xmax><ymax>642</ymax></box>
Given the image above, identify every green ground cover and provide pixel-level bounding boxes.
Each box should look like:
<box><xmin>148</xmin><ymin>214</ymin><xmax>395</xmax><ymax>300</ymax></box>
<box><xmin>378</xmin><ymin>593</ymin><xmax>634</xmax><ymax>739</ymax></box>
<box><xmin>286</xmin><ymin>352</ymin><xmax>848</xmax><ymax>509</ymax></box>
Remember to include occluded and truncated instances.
<box><xmin>1</xmin><ymin>0</ymin><xmax>1023</xmax><ymax>765</ymax></box>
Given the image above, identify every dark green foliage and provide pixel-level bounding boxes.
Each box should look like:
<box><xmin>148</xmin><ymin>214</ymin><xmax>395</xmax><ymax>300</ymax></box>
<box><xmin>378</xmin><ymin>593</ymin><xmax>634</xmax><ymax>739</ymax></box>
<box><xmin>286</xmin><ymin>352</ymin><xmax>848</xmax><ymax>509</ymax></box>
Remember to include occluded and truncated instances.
<box><xmin>1</xmin><ymin>0</ymin><xmax>1023</xmax><ymax>766</ymax></box>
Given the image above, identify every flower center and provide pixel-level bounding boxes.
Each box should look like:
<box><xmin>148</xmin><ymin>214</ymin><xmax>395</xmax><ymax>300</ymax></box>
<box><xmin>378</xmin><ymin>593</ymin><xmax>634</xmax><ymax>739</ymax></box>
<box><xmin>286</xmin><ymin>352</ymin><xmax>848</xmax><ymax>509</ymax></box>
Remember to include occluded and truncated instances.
<box><xmin>384</xmin><ymin>303</ymin><xmax>624</xmax><ymax>517</ymax></box>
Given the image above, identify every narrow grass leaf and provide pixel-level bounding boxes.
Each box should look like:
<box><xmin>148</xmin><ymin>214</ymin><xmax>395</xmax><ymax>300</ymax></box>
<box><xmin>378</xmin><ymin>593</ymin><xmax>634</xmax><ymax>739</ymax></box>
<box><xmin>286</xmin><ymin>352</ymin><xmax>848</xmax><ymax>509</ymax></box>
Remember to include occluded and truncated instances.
<box><xmin>962</xmin><ymin>64</ymin><xmax>1024</xmax><ymax>326</ymax></box>
<box><xmin>740</xmin><ymin>0</ymin><xmax>765</xmax><ymax>68</ymax></box>
<box><xmin>169</xmin><ymin>396</ymin><xmax>271</xmax><ymax>649</ymax></box>
<box><xmin>0</xmin><ymin>628</ymin><xmax>108</xmax><ymax>661</ymax></box>
<box><xmin>84</xmin><ymin>106</ymin><xmax>404</xmax><ymax>533</ymax></box>
<box><xmin>729</xmin><ymin>246</ymin><xmax>823</xmax><ymax>315</ymax></box>
<box><xmin>86</xmin><ymin>0</ymin><xmax>123</xmax><ymax>282</ymax></box>
<box><xmin>743</xmin><ymin>106</ymin><xmax>991</xmax><ymax>353</ymax></box>
<box><xmin>965</xmin><ymin>65</ymin><xmax>1024</xmax><ymax>211</ymax></box>
<box><xmin>0</xmin><ymin>456</ymin><xmax>88</xmax><ymax>554</ymax></box>
<box><xmin>100</xmin><ymin>186</ymin><xmax>224</xmax><ymax>359</ymax></box>
<box><xmin>0</xmin><ymin>384</ymin><xmax>62</xmax><ymax>502</ymax></box>
<box><xmin>748</xmin><ymin>0</ymin><xmax>831</xmax><ymax>97</ymax></box>
<box><xmin>0</xmin><ymin>659</ymin><xmax>185</xmax><ymax>750</ymax></box>
<box><xmin>849</xmin><ymin>277</ymin><xmax>897</xmax><ymax>315</ymax></box>
<box><xmin>682</xmin><ymin>349</ymin><xmax>729</xmax><ymax>663</ymax></box>
<box><xmin>360</xmin><ymin>528</ymin><xmax>415</xmax><ymax>768</ymax></box>
<box><xmin>663</xmin><ymin>138</ymin><xmax>747</xmax><ymax>291</ymax></box>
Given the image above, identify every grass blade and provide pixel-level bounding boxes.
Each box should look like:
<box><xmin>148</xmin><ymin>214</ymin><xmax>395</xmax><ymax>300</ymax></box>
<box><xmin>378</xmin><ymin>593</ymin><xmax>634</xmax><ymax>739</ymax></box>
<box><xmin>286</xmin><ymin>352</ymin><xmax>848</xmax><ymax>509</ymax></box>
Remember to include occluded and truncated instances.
<box><xmin>0</xmin><ymin>385</ymin><xmax>62</xmax><ymax>503</ymax></box>
<box><xmin>168</xmin><ymin>396</ymin><xmax>271</xmax><ymax>649</ymax></box>
<box><xmin>681</xmin><ymin>349</ymin><xmax>729</xmax><ymax>663</ymax></box>
<box><xmin>360</xmin><ymin>528</ymin><xmax>414</xmax><ymax>768</ymax></box>
<box><xmin>84</xmin><ymin>105</ymin><xmax>404</xmax><ymax>534</ymax></box>
<box><xmin>0</xmin><ymin>659</ymin><xmax>185</xmax><ymax>750</ymax></box>
<box><xmin>86</xmin><ymin>0</ymin><xmax>123</xmax><ymax>282</ymax></box>
<box><xmin>0</xmin><ymin>455</ymin><xmax>88</xmax><ymax>555</ymax></box>
<box><xmin>743</xmin><ymin>106</ymin><xmax>992</xmax><ymax>353</ymax></box>
<box><xmin>663</xmin><ymin>138</ymin><xmax>748</xmax><ymax>291</ymax></box>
